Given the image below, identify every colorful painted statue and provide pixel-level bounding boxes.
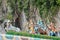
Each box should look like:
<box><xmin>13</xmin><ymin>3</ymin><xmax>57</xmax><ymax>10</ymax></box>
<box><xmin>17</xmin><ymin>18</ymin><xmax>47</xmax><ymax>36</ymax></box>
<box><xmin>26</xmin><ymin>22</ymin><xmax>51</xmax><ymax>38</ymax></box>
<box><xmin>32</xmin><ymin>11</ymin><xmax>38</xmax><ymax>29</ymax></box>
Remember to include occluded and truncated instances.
<box><xmin>48</xmin><ymin>22</ymin><xmax>57</xmax><ymax>36</ymax></box>
<box><xmin>28</xmin><ymin>19</ymin><xmax>35</xmax><ymax>34</ymax></box>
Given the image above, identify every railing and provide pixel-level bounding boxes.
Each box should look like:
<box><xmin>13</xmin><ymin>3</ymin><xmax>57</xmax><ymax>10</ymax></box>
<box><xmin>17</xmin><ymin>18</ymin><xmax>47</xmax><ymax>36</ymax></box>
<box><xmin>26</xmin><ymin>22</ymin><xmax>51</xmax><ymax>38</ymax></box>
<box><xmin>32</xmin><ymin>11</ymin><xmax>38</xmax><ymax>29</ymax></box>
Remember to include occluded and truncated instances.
<box><xmin>0</xmin><ymin>34</ymin><xmax>51</xmax><ymax>40</ymax></box>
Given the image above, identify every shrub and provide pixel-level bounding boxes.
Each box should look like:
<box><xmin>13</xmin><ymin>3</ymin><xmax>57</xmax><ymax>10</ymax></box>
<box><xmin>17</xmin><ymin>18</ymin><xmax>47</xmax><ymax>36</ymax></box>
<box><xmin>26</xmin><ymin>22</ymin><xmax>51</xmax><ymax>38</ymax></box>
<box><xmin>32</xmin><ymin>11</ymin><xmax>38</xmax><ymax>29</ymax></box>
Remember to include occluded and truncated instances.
<box><xmin>6</xmin><ymin>30</ymin><xmax>60</xmax><ymax>40</ymax></box>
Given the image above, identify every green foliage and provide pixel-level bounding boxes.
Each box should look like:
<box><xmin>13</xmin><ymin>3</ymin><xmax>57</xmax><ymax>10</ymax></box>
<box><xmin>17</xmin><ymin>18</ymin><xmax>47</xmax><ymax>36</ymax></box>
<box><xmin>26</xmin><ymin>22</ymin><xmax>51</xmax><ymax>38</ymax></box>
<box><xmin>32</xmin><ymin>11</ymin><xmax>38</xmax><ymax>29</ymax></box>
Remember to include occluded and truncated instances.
<box><xmin>57</xmin><ymin>0</ymin><xmax>60</xmax><ymax>5</ymax></box>
<box><xmin>6</xmin><ymin>13</ymin><xmax>12</xmax><ymax>20</ymax></box>
<box><xmin>36</xmin><ymin>0</ymin><xmax>59</xmax><ymax>24</ymax></box>
<box><xmin>0</xmin><ymin>0</ymin><xmax>1</xmax><ymax>6</ymax></box>
<box><xmin>7</xmin><ymin>0</ymin><xmax>60</xmax><ymax>24</ymax></box>
<box><xmin>6</xmin><ymin>30</ymin><xmax>60</xmax><ymax>40</ymax></box>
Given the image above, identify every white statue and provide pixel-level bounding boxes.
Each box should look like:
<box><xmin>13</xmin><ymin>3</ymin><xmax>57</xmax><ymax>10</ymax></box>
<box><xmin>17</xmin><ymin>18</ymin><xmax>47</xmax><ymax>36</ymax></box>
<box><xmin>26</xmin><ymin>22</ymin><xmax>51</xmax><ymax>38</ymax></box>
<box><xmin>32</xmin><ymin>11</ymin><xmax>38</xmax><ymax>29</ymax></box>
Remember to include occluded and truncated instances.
<box><xmin>3</xmin><ymin>19</ymin><xmax>21</xmax><ymax>32</ymax></box>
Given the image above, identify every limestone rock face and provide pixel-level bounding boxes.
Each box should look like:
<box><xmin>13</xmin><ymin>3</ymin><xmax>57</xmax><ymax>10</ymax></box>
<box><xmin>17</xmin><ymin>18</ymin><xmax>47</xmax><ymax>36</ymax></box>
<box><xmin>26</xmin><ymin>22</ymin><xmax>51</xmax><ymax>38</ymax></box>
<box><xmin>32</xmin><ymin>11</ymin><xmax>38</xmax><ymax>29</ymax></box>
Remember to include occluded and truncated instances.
<box><xmin>0</xmin><ymin>7</ymin><xmax>3</xmax><ymax>20</ymax></box>
<box><xmin>54</xmin><ymin>9</ymin><xmax>60</xmax><ymax>31</ymax></box>
<box><xmin>0</xmin><ymin>0</ymin><xmax>7</xmax><ymax>20</ymax></box>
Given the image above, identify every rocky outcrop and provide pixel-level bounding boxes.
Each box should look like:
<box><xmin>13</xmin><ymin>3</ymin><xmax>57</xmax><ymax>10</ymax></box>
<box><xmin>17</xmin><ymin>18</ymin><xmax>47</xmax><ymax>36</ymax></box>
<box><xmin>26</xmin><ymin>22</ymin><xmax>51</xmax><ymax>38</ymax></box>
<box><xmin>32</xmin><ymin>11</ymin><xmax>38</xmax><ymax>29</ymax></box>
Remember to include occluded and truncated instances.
<box><xmin>55</xmin><ymin>9</ymin><xmax>60</xmax><ymax>27</ymax></box>
<box><xmin>0</xmin><ymin>0</ymin><xmax>7</xmax><ymax>20</ymax></box>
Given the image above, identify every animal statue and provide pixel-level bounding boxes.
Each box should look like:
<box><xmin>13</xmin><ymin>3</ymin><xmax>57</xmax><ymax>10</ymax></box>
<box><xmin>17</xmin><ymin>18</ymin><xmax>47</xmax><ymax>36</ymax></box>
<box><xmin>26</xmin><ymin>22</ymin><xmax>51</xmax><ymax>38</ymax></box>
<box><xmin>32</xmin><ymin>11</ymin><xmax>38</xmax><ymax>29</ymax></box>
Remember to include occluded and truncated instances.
<box><xmin>38</xmin><ymin>28</ymin><xmax>47</xmax><ymax>35</ymax></box>
<box><xmin>28</xmin><ymin>19</ymin><xmax>35</xmax><ymax>34</ymax></box>
<box><xmin>2</xmin><ymin>19</ymin><xmax>20</xmax><ymax>32</ymax></box>
<box><xmin>47</xmin><ymin>22</ymin><xmax>57</xmax><ymax>36</ymax></box>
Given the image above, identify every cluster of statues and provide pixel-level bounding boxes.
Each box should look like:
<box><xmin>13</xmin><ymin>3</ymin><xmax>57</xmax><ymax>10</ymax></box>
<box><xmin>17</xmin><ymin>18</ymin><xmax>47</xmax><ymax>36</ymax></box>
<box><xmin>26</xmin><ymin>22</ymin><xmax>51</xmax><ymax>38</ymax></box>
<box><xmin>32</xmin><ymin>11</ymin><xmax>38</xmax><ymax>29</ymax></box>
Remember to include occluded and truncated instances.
<box><xmin>0</xmin><ymin>19</ymin><xmax>60</xmax><ymax>37</ymax></box>
<box><xmin>28</xmin><ymin>19</ymin><xmax>59</xmax><ymax>36</ymax></box>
